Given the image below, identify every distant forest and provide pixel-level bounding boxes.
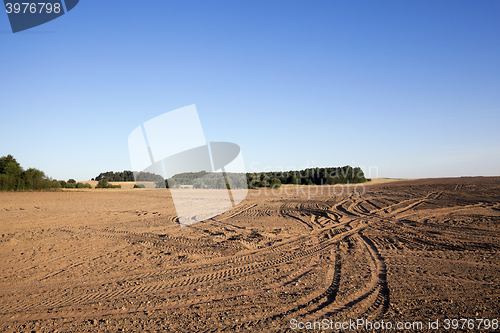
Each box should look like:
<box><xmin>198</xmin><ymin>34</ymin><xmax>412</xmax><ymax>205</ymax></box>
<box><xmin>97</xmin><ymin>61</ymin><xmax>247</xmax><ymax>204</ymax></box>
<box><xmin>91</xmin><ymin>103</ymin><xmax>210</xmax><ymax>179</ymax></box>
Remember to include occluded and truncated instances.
<box><xmin>247</xmin><ymin>166</ymin><xmax>367</xmax><ymax>188</ymax></box>
<box><xmin>94</xmin><ymin>165</ymin><xmax>367</xmax><ymax>189</ymax></box>
<box><xmin>94</xmin><ymin>170</ymin><xmax>163</xmax><ymax>183</ymax></box>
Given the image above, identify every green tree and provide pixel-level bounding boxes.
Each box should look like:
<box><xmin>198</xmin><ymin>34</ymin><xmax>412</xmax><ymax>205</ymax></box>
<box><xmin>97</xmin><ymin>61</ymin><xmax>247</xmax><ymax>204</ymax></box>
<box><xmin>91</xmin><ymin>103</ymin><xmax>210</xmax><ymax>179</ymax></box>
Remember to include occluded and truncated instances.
<box><xmin>65</xmin><ymin>182</ymin><xmax>76</xmax><ymax>188</ymax></box>
<box><xmin>0</xmin><ymin>175</ymin><xmax>11</xmax><ymax>191</ymax></box>
<box><xmin>215</xmin><ymin>178</ymin><xmax>226</xmax><ymax>189</ymax></box>
<box><xmin>23</xmin><ymin>168</ymin><xmax>46</xmax><ymax>190</ymax></box>
<box><xmin>49</xmin><ymin>179</ymin><xmax>61</xmax><ymax>189</ymax></box>
<box><xmin>290</xmin><ymin>173</ymin><xmax>301</xmax><ymax>185</ymax></box>
<box><xmin>0</xmin><ymin>155</ymin><xmax>23</xmax><ymax>190</ymax></box>
<box><xmin>96</xmin><ymin>179</ymin><xmax>109</xmax><ymax>188</ymax></box>
<box><xmin>0</xmin><ymin>155</ymin><xmax>21</xmax><ymax>175</ymax></box>
<box><xmin>270</xmin><ymin>178</ymin><xmax>281</xmax><ymax>189</ymax></box>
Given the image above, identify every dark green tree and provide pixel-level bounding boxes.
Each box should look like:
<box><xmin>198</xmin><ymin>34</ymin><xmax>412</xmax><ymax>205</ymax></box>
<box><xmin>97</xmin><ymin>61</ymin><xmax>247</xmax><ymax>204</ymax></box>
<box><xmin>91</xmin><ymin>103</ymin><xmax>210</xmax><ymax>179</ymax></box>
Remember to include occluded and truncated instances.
<box><xmin>270</xmin><ymin>178</ymin><xmax>281</xmax><ymax>189</ymax></box>
<box><xmin>23</xmin><ymin>168</ymin><xmax>46</xmax><ymax>190</ymax></box>
<box><xmin>0</xmin><ymin>155</ymin><xmax>23</xmax><ymax>190</ymax></box>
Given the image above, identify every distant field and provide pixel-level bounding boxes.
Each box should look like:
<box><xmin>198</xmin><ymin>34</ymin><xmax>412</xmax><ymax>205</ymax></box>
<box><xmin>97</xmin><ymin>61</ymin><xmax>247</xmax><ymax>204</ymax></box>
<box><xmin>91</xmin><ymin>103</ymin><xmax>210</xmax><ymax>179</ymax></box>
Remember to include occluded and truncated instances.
<box><xmin>364</xmin><ymin>177</ymin><xmax>412</xmax><ymax>184</ymax></box>
<box><xmin>74</xmin><ymin>181</ymin><xmax>156</xmax><ymax>190</ymax></box>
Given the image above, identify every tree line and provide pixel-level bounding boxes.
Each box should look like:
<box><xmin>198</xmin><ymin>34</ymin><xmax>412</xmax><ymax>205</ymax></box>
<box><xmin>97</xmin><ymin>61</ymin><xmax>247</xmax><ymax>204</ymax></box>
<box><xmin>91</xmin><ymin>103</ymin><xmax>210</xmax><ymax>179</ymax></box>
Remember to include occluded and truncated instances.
<box><xmin>165</xmin><ymin>171</ymin><xmax>248</xmax><ymax>189</ymax></box>
<box><xmin>93</xmin><ymin>170</ymin><xmax>163</xmax><ymax>183</ymax></box>
<box><xmin>92</xmin><ymin>165</ymin><xmax>367</xmax><ymax>190</ymax></box>
<box><xmin>93</xmin><ymin>170</ymin><xmax>248</xmax><ymax>189</ymax></box>
<box><xmin>0</xmin><ymin>155</ymin><xmax>95</xmax><ymax>191</ymax></box>
<box><xmin>0</xmin><ymin>155</ymin><xmax>62</xmax><ymax>191</ymax></box>
<box><xmin>247</xmin><ymin>166</ymin><xmax>367</xmax><ymax>188</ymax></box>
<box><xmin>0</xmin><ymin>155</ymin><xmax>112</xmax><ymax>191</ymax></box>
<box><xmin>1</xmin><ymin>154</ymin><xmax>367</xmax><ymax>192</ymax></box>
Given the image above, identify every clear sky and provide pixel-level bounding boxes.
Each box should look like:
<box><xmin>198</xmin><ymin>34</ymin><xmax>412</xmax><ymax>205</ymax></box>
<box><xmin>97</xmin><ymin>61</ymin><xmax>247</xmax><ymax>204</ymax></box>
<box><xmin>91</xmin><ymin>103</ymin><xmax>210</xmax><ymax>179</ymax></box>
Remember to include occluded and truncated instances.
<box><xmin>1</xmin><ymin>0</ymin><xmax>499</xmax><ymax>181</ymax></box>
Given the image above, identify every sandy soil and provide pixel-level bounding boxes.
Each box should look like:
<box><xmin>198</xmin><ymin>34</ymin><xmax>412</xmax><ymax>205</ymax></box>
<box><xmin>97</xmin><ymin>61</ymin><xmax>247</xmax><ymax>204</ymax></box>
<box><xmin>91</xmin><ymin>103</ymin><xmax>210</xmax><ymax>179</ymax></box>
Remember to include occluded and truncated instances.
<box><xmin>0</xmin><ymin>177</ymin><xmax>499</xmax><ymax>332</ymax></box>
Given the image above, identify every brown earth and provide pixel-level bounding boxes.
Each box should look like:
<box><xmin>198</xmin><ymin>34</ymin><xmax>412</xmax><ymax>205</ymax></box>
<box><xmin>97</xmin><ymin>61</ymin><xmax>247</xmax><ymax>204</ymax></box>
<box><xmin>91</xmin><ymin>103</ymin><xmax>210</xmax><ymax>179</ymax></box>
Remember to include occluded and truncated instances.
<box><xmin>0</xmin><ymin>177</ymin><xmax>499</xmax><ymax>332</ymax></box>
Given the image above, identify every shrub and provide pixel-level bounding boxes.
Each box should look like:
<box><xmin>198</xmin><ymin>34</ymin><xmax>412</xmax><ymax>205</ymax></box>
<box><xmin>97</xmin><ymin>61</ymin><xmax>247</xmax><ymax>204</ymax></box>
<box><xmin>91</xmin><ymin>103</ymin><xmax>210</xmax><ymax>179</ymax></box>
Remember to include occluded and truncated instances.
<box><xmin>96</xmin><ymin>179</ymin><xmax>121</xmax><ymax>188</ymax></box>
<box><xmin>49</xmin><ymin>179</ymin><xmax>62</xmax><ymax>188</ymax></box>
<box><xmin>95</xmin><ymin>179</ymin><xmax>109</xmax><ymax>188</ymax></box>
<box><xmin>65</xmin><ymin>182</ymin><xmax>76</xmax><ymax>188</ymax></box>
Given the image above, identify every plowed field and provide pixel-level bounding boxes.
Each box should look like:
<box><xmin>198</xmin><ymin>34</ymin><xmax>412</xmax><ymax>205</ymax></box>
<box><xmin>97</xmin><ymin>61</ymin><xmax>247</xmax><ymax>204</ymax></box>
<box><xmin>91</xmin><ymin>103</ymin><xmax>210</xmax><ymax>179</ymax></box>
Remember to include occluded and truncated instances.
<box><xmin>1</xmin><ymin>177</ymin><xmax>499</xmax><ymax>332</ymax></box>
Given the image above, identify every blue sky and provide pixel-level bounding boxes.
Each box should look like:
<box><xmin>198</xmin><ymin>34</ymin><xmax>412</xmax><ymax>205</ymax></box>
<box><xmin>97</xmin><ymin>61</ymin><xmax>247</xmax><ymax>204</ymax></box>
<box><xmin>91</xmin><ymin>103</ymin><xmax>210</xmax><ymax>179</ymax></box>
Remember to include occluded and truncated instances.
<box><xmin>1</xmin><ymin>0</ymin><xmax>499</xmax><ymax>180</ymax></box>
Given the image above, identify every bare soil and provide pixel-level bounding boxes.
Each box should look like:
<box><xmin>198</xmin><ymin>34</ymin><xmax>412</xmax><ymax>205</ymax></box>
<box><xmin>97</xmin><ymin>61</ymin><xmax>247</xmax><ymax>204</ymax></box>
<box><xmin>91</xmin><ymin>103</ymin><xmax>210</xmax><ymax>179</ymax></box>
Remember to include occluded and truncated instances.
<box><xmin>0</xmin><ymin>177</ymin><xmax>499</xmax><ymax>332</ymax></box>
